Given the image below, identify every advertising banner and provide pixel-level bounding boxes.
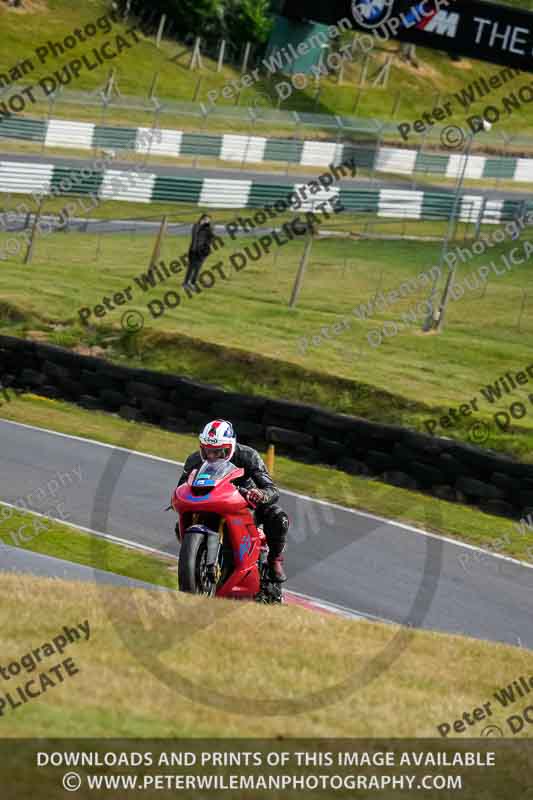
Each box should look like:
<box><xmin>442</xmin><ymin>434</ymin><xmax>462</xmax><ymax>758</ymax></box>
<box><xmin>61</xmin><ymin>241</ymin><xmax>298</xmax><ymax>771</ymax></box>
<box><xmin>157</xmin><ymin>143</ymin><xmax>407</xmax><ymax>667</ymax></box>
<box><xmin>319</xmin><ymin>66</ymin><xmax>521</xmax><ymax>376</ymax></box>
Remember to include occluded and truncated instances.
<box><xmin>281</xmin><ymin>0</ymin><xmax>533</xmax><ymax>72</ymax></box>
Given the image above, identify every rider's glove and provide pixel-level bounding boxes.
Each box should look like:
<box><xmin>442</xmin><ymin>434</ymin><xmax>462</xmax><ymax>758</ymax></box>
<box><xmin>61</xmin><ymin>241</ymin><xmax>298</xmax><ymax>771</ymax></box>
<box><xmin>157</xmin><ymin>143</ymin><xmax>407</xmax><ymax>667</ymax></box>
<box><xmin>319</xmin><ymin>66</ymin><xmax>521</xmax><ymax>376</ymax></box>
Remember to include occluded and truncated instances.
<box><xmin>247</xmin><ymin>488</ymin><xmax>266</xmax><ymax>505</ymax></box>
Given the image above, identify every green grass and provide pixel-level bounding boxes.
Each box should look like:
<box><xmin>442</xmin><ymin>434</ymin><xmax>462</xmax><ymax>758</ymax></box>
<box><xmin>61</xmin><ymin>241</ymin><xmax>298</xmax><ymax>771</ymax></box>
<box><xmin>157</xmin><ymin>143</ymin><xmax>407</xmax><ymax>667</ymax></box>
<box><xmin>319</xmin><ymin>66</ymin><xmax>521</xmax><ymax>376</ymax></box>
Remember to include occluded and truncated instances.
<box><xmin>3</xmin><ymin>0</ymin><xmax>533</xmax><ymax>147</ymax></box>
<box><xmin>0</xmin><ymin>500</ymin><xmax>176</xmax><ymax>588</ymax></box>
<box><xmin>1</xmin><ymin>394</ymin><xmax>532</xmax><ymax>564</ymax></box>
<box><xmin>1</xmin><ymin>222</ymin><xmax>533</xmax><ymax>460</ymax></box>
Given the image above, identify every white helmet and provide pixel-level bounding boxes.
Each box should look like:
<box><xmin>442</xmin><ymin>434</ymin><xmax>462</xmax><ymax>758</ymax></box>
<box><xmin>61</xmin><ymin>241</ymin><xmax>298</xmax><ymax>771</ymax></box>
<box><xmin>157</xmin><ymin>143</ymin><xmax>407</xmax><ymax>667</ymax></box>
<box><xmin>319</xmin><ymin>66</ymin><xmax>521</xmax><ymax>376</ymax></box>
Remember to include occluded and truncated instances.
<box><xmin>199</xmin><ymin>420</ymin><xmax>236</xmax><ymax>461</ymax></box>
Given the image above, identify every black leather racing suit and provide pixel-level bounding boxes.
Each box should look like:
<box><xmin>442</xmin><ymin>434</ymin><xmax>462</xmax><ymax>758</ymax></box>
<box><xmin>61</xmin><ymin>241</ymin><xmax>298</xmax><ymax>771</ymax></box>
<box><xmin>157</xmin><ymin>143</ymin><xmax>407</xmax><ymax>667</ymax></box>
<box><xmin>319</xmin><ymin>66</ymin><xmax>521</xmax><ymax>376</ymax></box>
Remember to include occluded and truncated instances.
<box><xmin>177</xmin><ymin>444</ymin><xmax>289</xmax><ymax>563</ymax></box>
<box><xmin>185</xmin><ymin>221</ymin><xmax>215</xmax><ymax>285</ymax></box>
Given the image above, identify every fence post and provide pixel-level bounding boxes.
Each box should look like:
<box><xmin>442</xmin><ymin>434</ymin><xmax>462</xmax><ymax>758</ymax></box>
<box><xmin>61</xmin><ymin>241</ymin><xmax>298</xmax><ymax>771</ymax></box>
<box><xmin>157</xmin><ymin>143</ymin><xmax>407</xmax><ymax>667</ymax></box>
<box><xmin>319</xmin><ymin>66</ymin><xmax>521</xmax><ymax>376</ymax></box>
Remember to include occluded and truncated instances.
<box><xmin>316</xmin><ymin>44</ymin><xmax>328</xmax><ymax>84</ymax></box>
<box><xmin>518</xmin><ymin>199</ymin><xmax>528</xmax><ymax>225</ymax></box>
<box><xmin>372</xmin><ymin>55</ymin><xmax>393</xmax><ymax>88</ymax></box>
<box><xmin>359</xmin><ymin>54</ymin><xmax>370</xmax><ymax>88</ymax></box>
<box><xmin>241</xmin><ymin>42</ymin><xmax>252</xmax><ymax>74</ymax></box>
<box><xmin>148</xmin><ymin>71</ymin><xmax>159</xmax><ymax>100</ymax></box>
<box><xmin>192</xmin><ymin>77</ymin><xmax>203</xmax><ymax>102</ymax></box>
<box><xmin>382</xmin><ymin>54</ymin><xmax>394</xmax><ymax>88</ymax></box>
<box><xmin>474</xmin><ymin>196</ymin><xmax>487</xmax><ymax>241</ymax></box>
<box><xmin>217</xmin><ymin>40</ymin><xmax>226</xmax><ymax>73</ymax></box>
<box><xmin>44</xmin><ymin>91</ymin><xmax>56</xmax><ymax>153</ymax></box>
<box><xmin>240</xmin><ymin>133</ymin><xmax>252</xmax><ymax>169</ymax></box>
<box><xmin>156</xmin><ymin>14</ymin><xmax>166</xmax><ymax>48</ymax></box>
<box><xmin>351</xmin><ymin>55</ymin><xmax>369</xmax><ymax>114</ymax></box>
<box><xmin>105</xmin><ymin>68</ymin><xmax>116</xmax><ymax>102</ymax></box>
<box><xmin>391</xmin><ymin>91</ymin><xmax>401</xmax><ymax>119</ymax></box>
<box><xmin>286</xmin><ymin>112</ymin><xmax>302</xmax><ymax>176</ymax></box>
<box><xmin>140</xmin><ymin>104</ymin><xmax>160</xmax><ymax>168</ymax></box>
<box><xmin>149</xmin><ymin>216</ymin><xmax>168</xmax><ymax>270</ymax></box>
<box><xmin>193</xmin><ymin>106</ymin><xmax>210</xmax><ymax>169</ymax></box>
<box><xmin>411</xmin><ymin>125</ymin><xmax>431</xmax><ymax>192</ymax></box>
<box><xmin>24</xmin><ymin>198</ymin><xmax>44</xmax><ymax>265</ymax></box>
<box><xmin>98</xmin><ymin>92</ymin><xmax>110</xmax><ymax>138</ymax></box>
<box><xmin>289</xmin><ymin>226</ymin><xmax>315</xmax><ymax>308</ymax></box>
<box><xmin>371</xmin><ymin>125</ymin><xmax>384</xmax><ymax>184</ymax></box>
<box><xmin>190</xmin><ymin>37</ymin><xmax>203</xmax><ymax>70</ymax></box>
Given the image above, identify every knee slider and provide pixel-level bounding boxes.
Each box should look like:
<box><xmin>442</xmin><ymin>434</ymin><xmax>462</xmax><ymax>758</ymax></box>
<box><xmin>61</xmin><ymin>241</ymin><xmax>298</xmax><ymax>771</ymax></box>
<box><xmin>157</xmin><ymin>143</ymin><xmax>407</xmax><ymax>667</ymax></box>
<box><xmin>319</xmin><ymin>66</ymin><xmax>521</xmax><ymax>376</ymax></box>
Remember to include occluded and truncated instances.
<box><xmin>264</xmin><ymin>505</ymin><xmax>289</xmax><ymax>537</ymax></box>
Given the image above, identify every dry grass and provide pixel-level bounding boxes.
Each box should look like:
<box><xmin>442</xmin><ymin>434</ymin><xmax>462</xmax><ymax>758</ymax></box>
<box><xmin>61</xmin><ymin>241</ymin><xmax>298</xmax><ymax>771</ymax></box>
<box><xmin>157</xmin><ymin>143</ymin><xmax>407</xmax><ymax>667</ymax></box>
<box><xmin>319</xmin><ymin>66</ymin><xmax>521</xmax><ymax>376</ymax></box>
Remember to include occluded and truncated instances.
<box><xmin>1</xmin><ymin>572</ymin><xmax>531</xmax><ymax>739</ymax></box>
<box><xmin>0</xmin><ymin>0</ymin><xmax>49</xmax><ymax>15</ymax></box>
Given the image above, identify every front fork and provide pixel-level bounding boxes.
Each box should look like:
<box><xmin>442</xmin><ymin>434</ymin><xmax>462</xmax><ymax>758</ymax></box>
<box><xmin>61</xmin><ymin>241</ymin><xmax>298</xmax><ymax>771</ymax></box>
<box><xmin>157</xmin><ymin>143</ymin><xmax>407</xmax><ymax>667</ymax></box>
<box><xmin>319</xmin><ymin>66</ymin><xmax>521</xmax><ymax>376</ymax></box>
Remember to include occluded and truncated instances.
<box><xmin>205</xmin><ymin>517</ymin><xmax>225</xmax><ymax>584</ymax></box>
<box><xmin>258</xmin><ymin>543</ymin><xmax>268</xmax><ymax>571</ymax></box>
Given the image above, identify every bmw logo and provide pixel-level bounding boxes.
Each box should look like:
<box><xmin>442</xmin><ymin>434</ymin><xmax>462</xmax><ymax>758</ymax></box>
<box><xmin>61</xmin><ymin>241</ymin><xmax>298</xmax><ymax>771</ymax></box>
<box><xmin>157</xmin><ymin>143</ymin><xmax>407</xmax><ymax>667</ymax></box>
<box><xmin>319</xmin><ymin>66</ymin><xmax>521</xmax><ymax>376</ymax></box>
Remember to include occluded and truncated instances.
<box><xmin>352</xmin><ymin>0</ymin><xmax>395</xmax><ymax>28</ymax></box>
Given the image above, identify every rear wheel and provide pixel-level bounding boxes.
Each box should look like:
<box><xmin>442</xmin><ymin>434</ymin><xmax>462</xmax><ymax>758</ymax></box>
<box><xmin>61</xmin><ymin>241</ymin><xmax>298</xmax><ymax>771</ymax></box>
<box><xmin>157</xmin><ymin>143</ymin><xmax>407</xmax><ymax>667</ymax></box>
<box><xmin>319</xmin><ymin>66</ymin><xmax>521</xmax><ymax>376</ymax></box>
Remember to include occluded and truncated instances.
<box><xmin>178</xmin><ymin>533</ymin><xmax>217</xmax><ymax>596</ymax></box>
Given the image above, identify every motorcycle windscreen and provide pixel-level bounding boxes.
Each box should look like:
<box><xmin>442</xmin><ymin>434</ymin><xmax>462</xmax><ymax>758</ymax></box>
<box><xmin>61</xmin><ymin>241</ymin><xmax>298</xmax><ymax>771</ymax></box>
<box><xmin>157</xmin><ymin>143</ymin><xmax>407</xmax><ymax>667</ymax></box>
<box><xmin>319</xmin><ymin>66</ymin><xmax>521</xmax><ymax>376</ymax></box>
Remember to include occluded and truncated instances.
<box><xmin>192</xmin><ymin>459</ymin><xmax>236</xmax><ymax>488</ymax></box>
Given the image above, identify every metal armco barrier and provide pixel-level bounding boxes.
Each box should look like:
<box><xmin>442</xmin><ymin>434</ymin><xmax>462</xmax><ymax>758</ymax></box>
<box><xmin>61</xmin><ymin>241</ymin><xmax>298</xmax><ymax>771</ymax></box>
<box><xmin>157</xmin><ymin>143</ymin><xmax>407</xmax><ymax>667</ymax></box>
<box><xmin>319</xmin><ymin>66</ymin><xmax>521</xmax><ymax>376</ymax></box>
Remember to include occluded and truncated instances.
<box><xmin>0</xmin><ymin>159</ymin><xmax>529</xmax><ymax>224</ymax></box>
<box><xmin>1</xmin><ymin>334</ymin><xmax>532</xmax><ymax>522</ymax></box>
<box><xmin>2</xmin><ymin>116</ymin><xmax>533</xmax><ymax>184</ymax></box>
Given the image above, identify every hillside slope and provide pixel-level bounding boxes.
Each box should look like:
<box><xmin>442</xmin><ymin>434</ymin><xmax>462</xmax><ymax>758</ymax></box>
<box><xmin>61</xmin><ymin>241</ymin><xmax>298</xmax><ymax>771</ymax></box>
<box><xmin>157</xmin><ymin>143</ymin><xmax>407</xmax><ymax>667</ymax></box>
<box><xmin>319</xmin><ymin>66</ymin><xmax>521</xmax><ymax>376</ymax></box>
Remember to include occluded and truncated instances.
<box><xmin>2</xmin><ymin>0</ymin><xmax>533</xmax><ymax>140</ymax></box>
<box><xmin>2</xmin><ymin>571</ymin><xmax>532</xmax><ymax>739</ymax></box>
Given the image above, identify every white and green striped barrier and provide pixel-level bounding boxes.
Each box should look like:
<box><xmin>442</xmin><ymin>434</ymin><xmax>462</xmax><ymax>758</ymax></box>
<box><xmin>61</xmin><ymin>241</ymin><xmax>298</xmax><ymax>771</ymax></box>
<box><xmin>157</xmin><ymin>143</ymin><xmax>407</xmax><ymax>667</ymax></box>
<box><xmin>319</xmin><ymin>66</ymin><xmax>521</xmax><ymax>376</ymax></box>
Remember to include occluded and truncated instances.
<box><xmin>0</xmin><ymin>116</ymin><xmax>532</xmax><ymax>184</ymax></box>
<box><xmin>0</xmin><ymin>159</ymin><xmax>527</xmax><ymax>225</ymax></box>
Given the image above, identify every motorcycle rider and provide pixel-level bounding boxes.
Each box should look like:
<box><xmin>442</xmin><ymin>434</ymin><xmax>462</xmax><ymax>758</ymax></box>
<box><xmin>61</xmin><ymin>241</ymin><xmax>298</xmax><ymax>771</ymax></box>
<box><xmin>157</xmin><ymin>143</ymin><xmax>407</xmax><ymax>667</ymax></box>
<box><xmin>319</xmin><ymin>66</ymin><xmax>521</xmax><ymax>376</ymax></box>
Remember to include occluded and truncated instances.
<box><xmin>183</xmin><ymin>213</ymin><xmax>215</xmax><ymax>289</ymax></box>
<box><xmin>176</xmin><ymin>420</ymin><xmax>289</xmax><ymax>582</ymax></box>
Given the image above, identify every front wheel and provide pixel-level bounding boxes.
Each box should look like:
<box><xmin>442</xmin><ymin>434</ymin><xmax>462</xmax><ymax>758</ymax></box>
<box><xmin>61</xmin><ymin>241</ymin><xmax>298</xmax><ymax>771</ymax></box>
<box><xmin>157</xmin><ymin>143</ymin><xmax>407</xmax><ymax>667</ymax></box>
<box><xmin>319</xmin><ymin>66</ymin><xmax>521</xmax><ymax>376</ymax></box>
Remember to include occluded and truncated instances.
<box><xmin>178</xmin><ymin>533</ymin><xmax>217</xmax><ymax>596</ymax></box>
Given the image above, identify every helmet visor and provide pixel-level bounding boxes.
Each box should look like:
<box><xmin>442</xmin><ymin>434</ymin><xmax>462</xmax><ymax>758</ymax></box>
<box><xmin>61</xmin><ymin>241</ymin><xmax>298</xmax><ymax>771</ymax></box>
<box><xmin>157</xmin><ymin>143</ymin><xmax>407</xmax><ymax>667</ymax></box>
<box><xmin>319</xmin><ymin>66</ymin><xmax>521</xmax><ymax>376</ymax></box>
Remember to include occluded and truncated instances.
<box><xmin>200</xmin><ymin>444</ymin><xmax>232</xmax><ymax>461</ymax></box>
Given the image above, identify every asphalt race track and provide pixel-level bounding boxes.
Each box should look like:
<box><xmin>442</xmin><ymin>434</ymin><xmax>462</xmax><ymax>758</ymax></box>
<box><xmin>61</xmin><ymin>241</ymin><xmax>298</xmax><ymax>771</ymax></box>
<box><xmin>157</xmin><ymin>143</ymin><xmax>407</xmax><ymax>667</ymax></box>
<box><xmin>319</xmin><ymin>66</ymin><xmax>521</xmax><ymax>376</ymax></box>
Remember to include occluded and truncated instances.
<box><xmin>1</xmin><ymin>419</ymin><xmax>531</xmax><ymax>650</ymax></box>
<box><xmin>0</xmin><ymin>542</ymin><xmax>166</xmax><ymax>590</ymax></box>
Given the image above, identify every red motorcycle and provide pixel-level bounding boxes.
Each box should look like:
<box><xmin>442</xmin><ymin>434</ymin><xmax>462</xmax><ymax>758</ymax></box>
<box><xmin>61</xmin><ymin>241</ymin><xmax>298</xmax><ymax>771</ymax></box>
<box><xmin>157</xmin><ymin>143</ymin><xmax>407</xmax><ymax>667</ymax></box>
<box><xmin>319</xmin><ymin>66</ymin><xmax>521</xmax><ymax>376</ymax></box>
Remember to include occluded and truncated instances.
<box><xmin>171</xmin><ymin>459</ymin><xmax>283</xmax><ymax>604</ymax></box>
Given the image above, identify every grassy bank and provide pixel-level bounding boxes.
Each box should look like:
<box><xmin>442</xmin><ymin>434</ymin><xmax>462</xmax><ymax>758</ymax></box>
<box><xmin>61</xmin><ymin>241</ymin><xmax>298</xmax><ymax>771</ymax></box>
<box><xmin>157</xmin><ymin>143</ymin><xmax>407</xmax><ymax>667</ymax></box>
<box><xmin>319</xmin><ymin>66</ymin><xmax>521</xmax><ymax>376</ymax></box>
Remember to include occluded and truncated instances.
<box><xmin>2</xmin><ymin>0</ymin><xmax>533</xmax><ymax>145</ymax></box>
<box><xmin>0</xmin><ymin>501</ymin><xmax>175</xmax><ymax>588</ymax></box>
<box><xmin>1</xmin><ymin>224</ymin><xmax>533</xmax><ymax>460</ymax></box>
<box><xmin>1</xmin><ymin>570</ymin><xmax>532</xmax><ymax>740</ymax></box>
